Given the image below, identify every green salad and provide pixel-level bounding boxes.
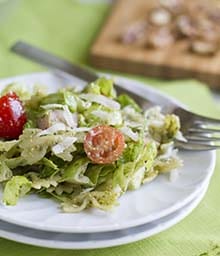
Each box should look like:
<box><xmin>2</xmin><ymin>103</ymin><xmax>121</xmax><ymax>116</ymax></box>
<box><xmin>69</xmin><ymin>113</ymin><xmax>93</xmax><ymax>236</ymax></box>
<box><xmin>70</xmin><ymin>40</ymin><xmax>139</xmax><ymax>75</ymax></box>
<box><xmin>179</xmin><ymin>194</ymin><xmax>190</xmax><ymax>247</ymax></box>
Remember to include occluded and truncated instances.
<box><xmin>0</xmin><ymin>78</ymin><xmax>183</xmax><ymax>212</ymax></box>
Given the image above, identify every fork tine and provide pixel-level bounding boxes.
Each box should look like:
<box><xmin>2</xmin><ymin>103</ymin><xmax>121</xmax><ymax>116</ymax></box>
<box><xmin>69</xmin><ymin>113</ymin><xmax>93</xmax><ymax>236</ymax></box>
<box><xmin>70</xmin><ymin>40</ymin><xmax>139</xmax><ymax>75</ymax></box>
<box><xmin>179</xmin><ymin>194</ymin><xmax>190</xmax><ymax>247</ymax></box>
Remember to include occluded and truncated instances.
<box><xmin>185</xmin><ymin>134</ymin><xmax>220</xmax><ymax>141</ymax></box>
<box><xmin>175</xmin><ymin>140</ymin><xmax>218</xmax><ymax>151</ymax></box>
<box><xmin>188</xmin><ymin>127</ymin><xmax>220</xmax><ymax>133</ymax></box>
<box><xmin>174</xmin><ymin>108</ymin><xmax>220</xmax><ymax>126</ymax></box>
<box><xmin>194</xmin><ymin>114</ymin><xmax>220</xmax><ymax>124</ymax></box>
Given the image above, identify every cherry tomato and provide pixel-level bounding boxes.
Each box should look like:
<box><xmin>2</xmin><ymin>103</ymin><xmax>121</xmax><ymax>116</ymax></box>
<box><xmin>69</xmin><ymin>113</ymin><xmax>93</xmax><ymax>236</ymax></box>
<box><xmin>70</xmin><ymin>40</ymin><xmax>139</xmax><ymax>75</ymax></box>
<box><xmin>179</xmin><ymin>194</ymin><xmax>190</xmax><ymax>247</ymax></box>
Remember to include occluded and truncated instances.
<box><xmin>0</xmin><ymin>92</ymin><xmax>27</xmax><ymax>139</ymax></box>
<box><xmin>84</xmin><ymin>125</ymin><xmax>125</xmax><ymax>164</ymax></box>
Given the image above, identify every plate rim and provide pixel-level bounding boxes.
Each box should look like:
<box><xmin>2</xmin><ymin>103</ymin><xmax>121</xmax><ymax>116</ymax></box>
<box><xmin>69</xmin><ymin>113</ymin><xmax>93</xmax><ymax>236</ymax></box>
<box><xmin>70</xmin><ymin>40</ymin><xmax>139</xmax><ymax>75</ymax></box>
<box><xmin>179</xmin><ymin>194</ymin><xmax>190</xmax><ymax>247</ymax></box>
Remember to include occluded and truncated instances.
<box><xmin>0</xmin><ymin>179</ymin><xmax>209</xmax><ymax>249</ymax></box>
<box><xmin>0</xmin><ymin>72</ymin><xmax>216</xmax><ymax>233</ymax></box>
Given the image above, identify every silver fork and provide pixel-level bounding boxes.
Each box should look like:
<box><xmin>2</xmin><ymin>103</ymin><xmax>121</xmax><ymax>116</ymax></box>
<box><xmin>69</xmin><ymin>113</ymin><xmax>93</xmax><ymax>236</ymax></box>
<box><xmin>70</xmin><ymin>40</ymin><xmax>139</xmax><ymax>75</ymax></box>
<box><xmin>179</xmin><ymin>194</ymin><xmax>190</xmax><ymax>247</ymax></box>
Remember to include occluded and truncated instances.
<box><xmin>10</xmin><ymin>41</ymin><xmax>220</xmax><ymax>151</ymax></box>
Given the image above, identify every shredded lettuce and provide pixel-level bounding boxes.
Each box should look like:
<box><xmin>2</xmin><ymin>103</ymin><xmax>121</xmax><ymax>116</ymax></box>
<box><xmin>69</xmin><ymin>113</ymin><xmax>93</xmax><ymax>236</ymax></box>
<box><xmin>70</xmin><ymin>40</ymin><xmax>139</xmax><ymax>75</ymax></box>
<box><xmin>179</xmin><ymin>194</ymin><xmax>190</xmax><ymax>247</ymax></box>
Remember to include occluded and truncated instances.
<box><xmin>145</xmin><ymin>107</ymin><xmax>180</xmax><ymax>143</ymax></box>
<box><xmin>0</xmin><ymin>78</ymin><xmax>183</xmax><ymax>212</ymax></box>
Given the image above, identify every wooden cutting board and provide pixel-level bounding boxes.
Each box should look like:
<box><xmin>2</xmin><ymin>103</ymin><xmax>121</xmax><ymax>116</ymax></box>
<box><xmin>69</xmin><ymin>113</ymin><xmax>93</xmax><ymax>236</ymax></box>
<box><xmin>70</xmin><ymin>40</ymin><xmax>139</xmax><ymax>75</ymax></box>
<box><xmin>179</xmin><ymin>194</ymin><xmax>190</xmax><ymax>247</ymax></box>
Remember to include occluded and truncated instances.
<box><xmin>90</xmin><ymin>0</ymin><xmax>220</xmax><ymax>88</ymax></box>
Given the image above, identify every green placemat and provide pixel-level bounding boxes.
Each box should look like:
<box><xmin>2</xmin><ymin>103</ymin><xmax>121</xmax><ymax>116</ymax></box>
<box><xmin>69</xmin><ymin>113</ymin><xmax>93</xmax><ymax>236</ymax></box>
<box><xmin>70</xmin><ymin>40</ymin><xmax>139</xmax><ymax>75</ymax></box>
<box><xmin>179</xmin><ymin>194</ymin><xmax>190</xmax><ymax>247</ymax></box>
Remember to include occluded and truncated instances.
<box><xmin>0</xmin><ymin>1</ymin><xmax>220</xmax><ymax>255</ymax></box>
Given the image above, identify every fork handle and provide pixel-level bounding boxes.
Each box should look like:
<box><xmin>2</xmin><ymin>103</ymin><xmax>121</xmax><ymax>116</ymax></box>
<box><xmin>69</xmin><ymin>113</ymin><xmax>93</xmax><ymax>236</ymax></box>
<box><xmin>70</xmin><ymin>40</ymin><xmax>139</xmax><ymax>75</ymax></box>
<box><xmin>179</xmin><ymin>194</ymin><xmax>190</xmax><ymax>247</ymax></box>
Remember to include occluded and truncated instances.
<box><xmin>11</xmin><ymin>41</ymin><xmax>178</xmax><ymax>110</ymax></box>
<box><xmin>11</xmin><ymin>41</ymin><xmax>98</xmax><ymax>83</ymax></box>
<box><xmin>11</xmin><ymin>41</ymin><xmax>138</xmax><ymax>97</ymax></box>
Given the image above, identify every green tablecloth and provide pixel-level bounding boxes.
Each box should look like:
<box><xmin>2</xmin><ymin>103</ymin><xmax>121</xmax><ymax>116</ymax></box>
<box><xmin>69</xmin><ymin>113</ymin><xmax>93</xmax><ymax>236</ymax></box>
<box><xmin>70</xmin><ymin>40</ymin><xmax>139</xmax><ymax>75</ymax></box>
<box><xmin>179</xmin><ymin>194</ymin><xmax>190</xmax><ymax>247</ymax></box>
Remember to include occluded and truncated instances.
<box><xmin>0</xmin><ymin>1</ymin><xmax>220</xmax><ymax>255</ymax></box>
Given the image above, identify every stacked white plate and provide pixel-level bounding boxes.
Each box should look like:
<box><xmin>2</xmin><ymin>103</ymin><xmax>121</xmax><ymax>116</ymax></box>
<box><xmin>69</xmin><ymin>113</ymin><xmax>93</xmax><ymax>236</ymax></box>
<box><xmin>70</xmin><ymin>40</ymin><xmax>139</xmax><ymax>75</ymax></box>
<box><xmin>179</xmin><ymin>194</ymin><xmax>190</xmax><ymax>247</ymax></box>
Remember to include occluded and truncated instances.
<box><xmin>0</xmin><ymin>73</ymin><xmax>216</xmax><ymax>249</ymax></box>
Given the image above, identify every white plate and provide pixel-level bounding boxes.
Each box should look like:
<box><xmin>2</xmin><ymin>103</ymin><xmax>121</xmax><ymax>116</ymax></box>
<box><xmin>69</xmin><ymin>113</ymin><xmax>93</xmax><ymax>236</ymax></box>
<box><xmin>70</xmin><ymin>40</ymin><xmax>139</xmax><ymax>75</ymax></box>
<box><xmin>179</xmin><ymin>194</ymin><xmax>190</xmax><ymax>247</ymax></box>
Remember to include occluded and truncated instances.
<box><xmin>0</xmin><ymin>72</ymin><xmax>216</xmax><ymax>233</ymax></box>
<box><xmin>0</xmin><ymin>180</ymin><xmax>209</xmax><ymax>249</ymax></box>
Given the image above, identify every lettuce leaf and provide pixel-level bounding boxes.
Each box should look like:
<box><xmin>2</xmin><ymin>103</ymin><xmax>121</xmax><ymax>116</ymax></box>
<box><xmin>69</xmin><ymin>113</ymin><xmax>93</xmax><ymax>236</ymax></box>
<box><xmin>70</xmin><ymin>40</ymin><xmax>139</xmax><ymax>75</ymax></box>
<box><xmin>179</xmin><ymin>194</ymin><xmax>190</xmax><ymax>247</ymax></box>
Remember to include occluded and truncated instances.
<box><xmin>83</xmin><ymin>78</ymin><xmax>116</xmax><ymax>99</ymax></box>
<box><xmin>5</xmin><ymin>156</ymin><xmax>28</xmax><ymax>169</ymax></box>
<box><xmin>40</xmin><ymin>157</ymin><xmax>59</xmax><ymax>178</ymax></box>
<box><xmin>3</xmin><ymin>176</ymin><xmax>32</xmax><ymax>206</ymax></box>
<box><xmin>62</xmin><ymin>158</ymin><xmax>91</xmax><ymax>185</ymax></box>
<box><xmin>18</xmin><ymin>129</ymin><xmax>74</xmax><ymax>165</ymax></box>
<box><xmin>1</xmin><ymin>83</ymin><xmax>31</xmax><ymax>101</ymax></box>
<box><xmin>60</xmin><ymin>190</ymin><xmax>119</xmax><ymax>213</ymax></box>
<box><xmin>113</xmin><ymin>162</ymin><xmax>135</xmax><ymax>192</ymax></box>
<box><xmin>154</xmin><ymin>157</ymin><xmax>182</xmax><ymax>173</ymax></box>
<box><xmin>97</xmin><ymin>165</ymin><xmax>115</xmax><ymax>186</ymax></box>
<box><xmin>0</xmin><ymin>162</ymin><xmax>12</xmax><ymax>182</ymax></box>
<box><xmin>117</xmin><ymin>94</ymin><xmax>141</xmax><ymax>112</ymax></box>
<box><xmin>85</xmin><ymin>164</ymin><xmax>104</xmax><ymax>186</ymax></box>
<box><xmin>0</xmin><ymin>140</ymin><xmax>18</xmax><ymax>153</ymax></box>
<box><xmin>119</xmin><ymin>140</ymin><xmax>144</xmax><ymax>163</ymax></box>
<box><xmin>128</xmin><ymin>142</ymin><xmax>157</xmax><ymax>190</ymax></box>
<box><xmin>40</xmin><ymin>89</ymin><xmax>77</xmax><ymax>112</ymax></box>
<box><xmin>27</xmin><ymin>172</ymin><xmax>60</xmax><ymax>190</ymax></box>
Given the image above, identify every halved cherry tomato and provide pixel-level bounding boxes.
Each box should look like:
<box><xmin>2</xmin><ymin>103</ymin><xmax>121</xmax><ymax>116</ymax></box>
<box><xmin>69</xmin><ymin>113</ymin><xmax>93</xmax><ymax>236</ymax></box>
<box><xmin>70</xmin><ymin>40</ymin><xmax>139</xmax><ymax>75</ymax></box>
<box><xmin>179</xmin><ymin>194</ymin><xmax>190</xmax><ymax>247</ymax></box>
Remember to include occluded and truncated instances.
<box><xmin>84</xmin><ymin>125</ymin><xmax>125</xmax><ymax>164</ymax></box>
<box><xmin>0</xmin><ymin>92</ymin><xmax>27</xmax><ymax>139</ymax></box>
